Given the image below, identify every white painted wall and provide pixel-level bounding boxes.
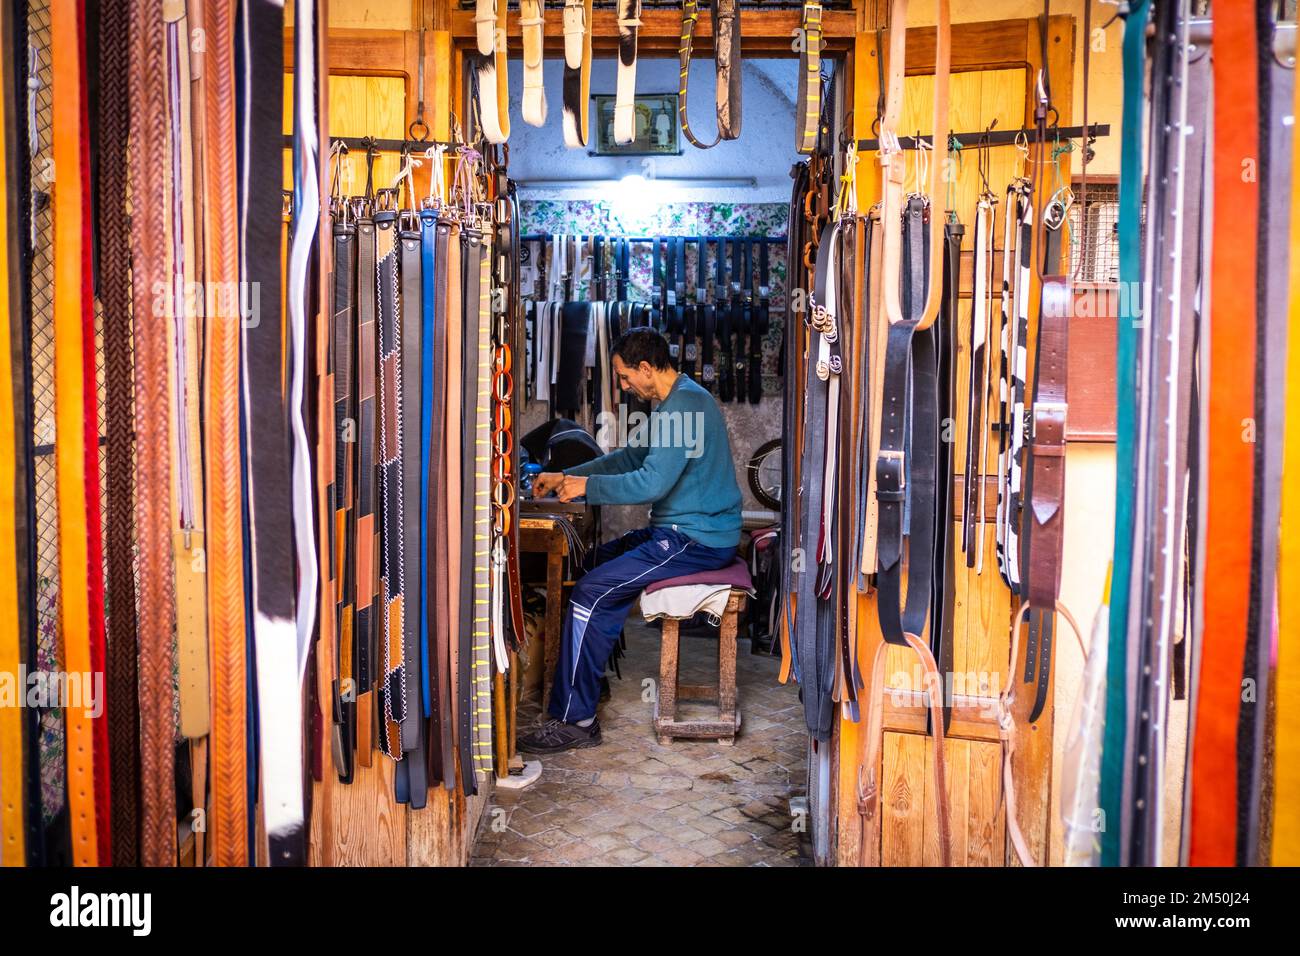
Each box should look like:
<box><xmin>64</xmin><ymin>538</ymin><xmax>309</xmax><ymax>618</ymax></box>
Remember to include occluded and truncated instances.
<box><xmin>505</xmin><ymin>55</ymin><xmax>808</xmax><ymax>203</ymax></box>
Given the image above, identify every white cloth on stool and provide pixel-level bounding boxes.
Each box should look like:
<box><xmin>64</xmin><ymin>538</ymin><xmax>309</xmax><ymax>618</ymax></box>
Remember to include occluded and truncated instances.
<box><xmin>640</xmin><ymin>584</ymin><xmax>747</xmax><ymax>625</ymax></box>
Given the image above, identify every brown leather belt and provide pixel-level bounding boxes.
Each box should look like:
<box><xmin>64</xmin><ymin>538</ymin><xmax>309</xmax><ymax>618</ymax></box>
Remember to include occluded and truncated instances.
<box><xmin>795</xmin><ymin>2</ymin><xmax>822</xmax><ymax>154</ymax></box>
<box><xmin>128</xmin><ymin>0</ymin><xmax>178</xmax><ymax>867</ymax></box>
<box><xmin>96</xmin><ymin>0</ymin><xmax>142</xmax><ymax>867</ymax></box>
<box><xmin>201</xmin><ymin>0</ymin><xmax>248</xmax><ymax>866</ymax></box>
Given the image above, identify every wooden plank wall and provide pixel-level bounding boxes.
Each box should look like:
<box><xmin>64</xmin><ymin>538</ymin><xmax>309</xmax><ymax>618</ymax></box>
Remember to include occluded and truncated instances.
<box><xmin>840</xmin><ymin>12</ymin><xmax>1075</xmax><ymax>867</ymax></box>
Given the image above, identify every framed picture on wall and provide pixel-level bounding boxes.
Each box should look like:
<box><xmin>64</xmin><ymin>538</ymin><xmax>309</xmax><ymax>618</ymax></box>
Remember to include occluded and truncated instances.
<box><xmin>591</xmin><ymin>93</ymin><xmax>682</xmax><ymax>156</ymax></box>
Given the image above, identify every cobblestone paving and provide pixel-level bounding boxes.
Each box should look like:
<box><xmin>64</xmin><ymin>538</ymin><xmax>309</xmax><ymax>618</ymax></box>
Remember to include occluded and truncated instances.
<box><xmin>471</xmin><ymin>622</ymin><xmax>812</xmax><ymax>867</ymax></box>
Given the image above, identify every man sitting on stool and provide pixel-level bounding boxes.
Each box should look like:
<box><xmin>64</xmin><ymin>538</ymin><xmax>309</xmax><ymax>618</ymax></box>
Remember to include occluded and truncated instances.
<box><xmin>519</xmin><ymin>327</ymin><xmax>743</xmax><ymax>754</ymax></box>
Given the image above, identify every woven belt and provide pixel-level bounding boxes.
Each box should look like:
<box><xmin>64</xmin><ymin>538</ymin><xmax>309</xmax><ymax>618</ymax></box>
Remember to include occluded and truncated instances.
<box><xmin>561</xmin><ymin>0</ymin><xmax>593</xmax><ymax>148</ymax></box>
<box><xmin>473</xmin><ymin>0</ymin><xmax>509</xmax><ymax>144</ymax></box>
<box><xmin>520</xmin><ymin>0</ymin><xmax>547</xmax><ymax>126</ymax></box>
<box><xmin>128</xmin><ymin>0</ymin><xmax>178</xmax><ymax>868</ymax></box>
<box><xmin>678</xmin><ymin>0</ymin><xmax>741</xmax><ymax>149</ymax></box>
<box><xmin>201</xmin><ymin>0</ymin><xmax>248</xmax><ymax>864</ymax></box>
<box><xmin>795</xmin><ymin>2</ymin><xmax>822</xmax><ymax>154</ymax></box>
<box><xmin>614</xmin><ymin>0</ymin><xmax>643</xmax><ymax>145</ymax></box>
<box><xmin>93</xmin><ymin>0</ymin><xmax>142</xmax><ymax>867</ymax></box>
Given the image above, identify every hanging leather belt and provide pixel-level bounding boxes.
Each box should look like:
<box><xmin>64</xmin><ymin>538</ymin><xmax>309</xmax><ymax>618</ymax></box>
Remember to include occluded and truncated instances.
<box><xmin>561</xmin><ymin>0</ymin><xmax>593</xmax><ymax>148</ymax></box>
<box><xmin>520</xmin><ymin>0</ymin><xmax>547</xmax><ymax>127</ymax></box>
<box><xmin>751</xmin><ymin>240</ymin><xmax>768</xmax><ymax>404</ymax></box>
<box><xmin>129</xmin><ymin>0</ymin><xmax>178</xmax><ymax>868</ymax></box>
<box><xmin>995</xmin><ymin>181</ymin><xmax>1032</xmax><ymax>591</ymax></box>
<box><xmin>698</xmin><ymin>237</ymin><xmax>715</xmax><ymax>387</ymax></box>
<box><xmin>678</xmin><ymin>0</ymin><xmax>741</xmax><ymax>149</ymax></box>
<box><xmin>1099</xmin><ymin>0</ymin><xmax>1151</xmax><ymax>868</ymax></box>
<box><xmin>931</xmin><ymin>218</ymin><xmax>961</xmax><ymax>733</ymax></box>
<box><xmin>436</xmin><ymin>217</ymin><xmax>462</xmax><ymax>791</ymax></box>
<box><xmin>375</xmin><ymin>196</ymin><xmax>405</xmax><ymax>761</ymax></box>
<box><xmin>244</xmin><ymin>0</ymin><xmax>307</xmax><ymax>866</ymax></box>
<box><xmin>0</xmin><ymin>0</ymin><xmax>28</xmax><ymax>866</ymax></box>
<box><xmin>962</xmin><ymin>194</ymin><xmax>993</xmax><ymax>568</ymax></box>
<box><xmin>665</xmin><ymin>236</ymin><xmax>681</xmax><ymax>356</ymax></box>
<box><xmin>53</xmin><ymin>0</ymin><xmax>107</xmax><ymax>867</ymax></box>
<box><xmin>418</xmin><ymin>208</ymin><xmax>444</xmax><ymax>784</ymax></box>
<box><xmin>730</xmin><ymin>238</ymin><xmax>746</xmax><ymax>401</ymax></box>
<box><xmin>716</xmin><ymin>239</ymin><xmax>733</xmax><ymax>400</ymax></box>
<box><xmin>472</xmin><ymin>223</ymin><xmax>495</xmax><ymax>781</ymax></box>
<box><xmin>165</xmin><ymin>1</ymin><xmax>212</xmax><ymax>766</ymax></box>
<box><xmin>398</xmin><ymin>210</ymin><xmax>429</xmax><ymax>806</ymax></box>
<box><xmin>474</xmin><ymin>0</ymin><xmax>509</xmax><ymax>145</ymax></box>
<box><xmin>614</xmin><ymin>0</ymin><xmax>643</xmax><ymax>145</ymax></box>
<box><xmin>354</xmin><ymin>204</ymin><xmax>379</xmax><ymax>770</ymax></box>
<box><xmin>94</xmin><ymin>0</ymin><xmax>142</xmax><ymax>867</ymax></box>
<box><xmin>202</xmin><ymin>0</ymin><xmax>248</xmax><ymax>864</ymax></box>
<box><xmin>795</xmin><ymin>2</ymin><xmax>822</xmax><ymax>154</ymax></box>
<box><xmin>682</xmin><ymin>240</ymin><xmax>698</xmax><ymax>380</ymax></box>
<box><xmin>331</xmin><ymin>201</ymin><xmax>357</xmax><ymax>784</ymax></box>
<box><xmin>859</xmin><ymin>0</ymin><xmax>951</xmax><ymax>869</ymax></box>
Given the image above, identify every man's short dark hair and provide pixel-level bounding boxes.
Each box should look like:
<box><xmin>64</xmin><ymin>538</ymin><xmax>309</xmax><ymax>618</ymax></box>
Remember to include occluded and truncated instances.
<box><xmin>611</xmin><ymin>326</ymin><xmax>674</xmax><ymax>371</ymax></box>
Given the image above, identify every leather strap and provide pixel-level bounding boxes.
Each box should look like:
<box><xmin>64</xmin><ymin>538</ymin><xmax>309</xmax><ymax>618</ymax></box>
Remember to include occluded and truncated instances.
<box><xmin>1099</xmin><ymin>0</ymin><xmax>1151</xmax><ymax>867</ymax></box>
<box><xmin>472</xmin><ymin>224</ymin><xmax>495</xmax><ymax>780</ymax></box>
<box><xmin>520</xmin><ymin>0</ymin><xmax>547</xmax><ymax>127</ymax></box>
<box><xmin>682</xmin><ymin>240</ymin><xmax>698</xmax><ymax>380</ymax></box>
<box><xmin>202</xmin><ymin>0</ymin><xmax>248</xmax><ymax>863</ymax></box>
<box><xmin>963</xmin><ymin>196</ymin><xmax>993</xmax><ymax>567</ymax></box>
<box><xmin>95</xmin><ymin>0</ymin><xmax>142</xmax><ymax>866</ymax></box>
<box><xmin>129</xmin><ymin>0</ymin><xmax>178</xmax><ymax>868</ymax></box>
<box><xmin>54</xmin><ymin>0</ymin><xmax>107</xmax><ymax>867</ymax></box>
<box><xmin>795</xmin><ymin>2</ymin><xmax>822</xmax><ymax>154</ymax></box>
<box><xmin>678</xmin><ymin>0</ymin><xmax>741</xmax><ymax>150</ymax></box>
<box><xmin>614</xmin><ymin>0</ymin><xmax>642</xmax><ymax>145</ymax></box>
<box><xmin>243</xmin><ymin>0</ymin><xmax>305</xmax><ymax>865</ymax></box>
<box><xmin>1187</xmin><ymin>0</ymin><xmax>1264</xmax><ymax>867</ymax></box>
<box><xmin>750</xmin><ymin>239</ymin><xmax>767</xmax><ymax>404</ymax></box>
<box><xmin>698</xmin><ymin>237</ymin><xmax>715</xmax><ymax>387</ymax></box>
<box><xmin>474</xmin><ymin>0</ymin><xmax>510</xmax><ymax>145</ymax></box>
<box><xmin>164</xmin><ymin>2</ymin><xmax>211</xmax><ymax>747</ymax></box>
<box><xmin>717</xmin><ymin>238</ymin><xmax>733</xmax><ymax>401</ymax></box>
<box><xmin>561</xmin><ymin>0</ymin><xmax>593</xmax><ymax>148</ymax></box>
<box><xmin>730</xmin><ymin>237</ymin><xmax>746</xmax><ymax>400</ymax></box>
<box><xmin>354</xmin><ymin>207</ymin><xmax>378</xmax><ymax>769</ymax></box>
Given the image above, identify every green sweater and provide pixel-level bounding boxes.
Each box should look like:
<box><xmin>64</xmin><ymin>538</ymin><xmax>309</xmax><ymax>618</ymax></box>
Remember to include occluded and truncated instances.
<box><xmin>564</xmin><ymin>375</ymin><xmax>743</xmax><ymax>548</ymax></box>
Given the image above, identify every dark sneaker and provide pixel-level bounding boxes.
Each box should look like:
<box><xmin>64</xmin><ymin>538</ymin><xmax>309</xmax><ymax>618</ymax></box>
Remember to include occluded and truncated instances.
<box><xmin>517</xmin><ymin>717</ymin><xmax>602</xmax><ymax>755</ymax></box>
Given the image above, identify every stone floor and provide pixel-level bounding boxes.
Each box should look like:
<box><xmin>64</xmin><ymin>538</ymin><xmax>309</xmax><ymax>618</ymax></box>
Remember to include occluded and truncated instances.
<box><xmin>470</xmin><ymin>620</ymin><xmax>812</xmax><ymax>866</ymax></box>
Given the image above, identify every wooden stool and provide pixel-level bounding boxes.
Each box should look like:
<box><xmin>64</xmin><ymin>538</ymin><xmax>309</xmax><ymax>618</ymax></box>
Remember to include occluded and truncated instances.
<box><xmin>652</xmin><ymin>590</ymin><xmax>746</xmax><ymax>746</ymax></box>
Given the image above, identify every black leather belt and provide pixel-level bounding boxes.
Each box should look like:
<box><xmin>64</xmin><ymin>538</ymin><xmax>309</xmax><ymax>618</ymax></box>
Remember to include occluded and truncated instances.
<box><xmin>699</xmin><ymin>238</ymin><xmax>716</xmax><ymax>387</ymax></box>
<box><xmin>717</xmin><ymin>239</ymin><xmax>734</xmax><ymax>401</ymax></box>
<box><xmin>751</xmin><ymin>240</ymin><xmax>768</xmax><ymax>404</ymax></box>
<box><xmin>331</xmin><ymin>203</ymin><xmax>357</xmax><ymax>783</ymax></box>
<box><xmin>353</xmin><ymin>206</ymin><xmax>379</xmax><ymax>771</ymax></box>
<box><xmin>730</xmin><ymin>238</ymin><xmax>747</xmax><ymax>402</ymax></box>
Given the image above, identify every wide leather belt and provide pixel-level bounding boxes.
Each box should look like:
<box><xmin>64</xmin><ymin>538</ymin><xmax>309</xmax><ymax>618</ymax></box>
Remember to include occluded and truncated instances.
<box><xmin>331</xmin><ymin>201</ymin><xmax>357</xmax><ymax>784</ymax></box>
<box><xmin>614</xmin><ymin>0</ymin><xmax>643</xmax><ymax>145</ymax></box>
<box><xmin>520</xmin><ymin>0</ymin><xmax>547</xmax><ymax>126</ymax></box>
<box><xmin>129</xmin><ymin>0</ymin><xmax>178</xmax><ymax>869</ymax></box>
<box><xmin>53</xmin><ymin>0</ymin><xmax>110</xmax><ymax>867</ymax></box>
<box><xmin>682</xmin><ymin>241</ymin><xmax>698</xmax><ymax>379</ymax></box>
<box><xmin>437</xmin><ymin>218</ymin><xmax>462</xmax><ymax>791</ymax></box>
<box><xmin>245</xmin><ymin>0</ymin><xmax>308</xmax><ymax>866</ymax></box>
<box><xmin>698</xmin><ymin>237</ymin><xmax>716</xmax><ymax>387</ymax></box>
<box><xmin>1187</xmin><ymin>0</ymin><xmax>1266</xmax><ymax>868</ymax></box>
<box><xmin>474</xmin><ymin>0</ymin><xmax>510</xmax><ymax>144</ymax></box>
<box><xmin>561</xmin><ymin>0</ymin><xmax>593</xmax><ymax>148</ymax></box>
<box><xmin>995</xmin><ymin>181</ymin><xmax>1032</xmax><ymax>591</ymax></box>
<box><xmin>795</xmin><ymin>2</ymin><xmax>822</xmax><ymax>154</ymax></box>
<box><xmin>858</xmin><ymin>0</ymin><xmax>951</xmax><ymax>869</ymax></box>
<box><xmin>678</xmin><ymin>0</ymin><xmax>741</xmax><ymax>149</ymax></box>
<box><xmin>202</xmin><ymin>0</ymin><xmax>248</xmax><ymax>864</ymax></box>
<box><xmin>93</xmin><ymin>0</ymin><xmax>142</xmax><ymax>867</ymax></box>
<box><xmin>931</xmin><ymin>219</ymin><xmax>961</xmax><ymax>732</ymax></box>
<box><xmin>751</xmin><ymin>240</ymin><xmax>768</xmax><ymax>403</ymax></box>
<box><xmin>1099</xmin><ymin>0</ymin><xmax>1151</xmax><ymax>868</ymax></box>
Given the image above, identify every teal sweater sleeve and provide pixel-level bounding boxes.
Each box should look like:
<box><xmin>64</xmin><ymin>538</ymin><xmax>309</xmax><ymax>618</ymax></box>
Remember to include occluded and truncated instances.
<box><xmin>579</xmin><ymin>440</ymin><xmax>689</xmax><ymax>506</ymax></box>
<box><xmin>562</xmin><ymin>443</ymin><xmax>648</xmax><ymax>478</ymax></box>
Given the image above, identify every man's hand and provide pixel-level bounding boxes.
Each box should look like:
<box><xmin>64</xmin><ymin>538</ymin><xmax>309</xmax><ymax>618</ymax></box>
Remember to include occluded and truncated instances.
<box><xmin>531</xmin><ymin>471</ymin><xmax>564</xmax><ymax>498</ymax></box>
<box><xmin>557</xmin><ymin>475</ymin><xmax>588</xmax><ymax>502</ymax></box>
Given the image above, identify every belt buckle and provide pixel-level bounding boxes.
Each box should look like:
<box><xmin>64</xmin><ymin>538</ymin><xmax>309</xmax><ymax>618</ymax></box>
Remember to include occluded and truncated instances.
<box><xmin>702</xmin><ymin>363</ymin><xmax>716</xmax><ymax>383</ymax></box>
<box><xmin>875</xmin><ymin>449</ymin><xmax>906</xmax><ymax>499</ymax></box>
<box><xmin>1032</xmin><ymin>400</ymin><xmax>1067</xmax><ymax>437</ymax></box>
